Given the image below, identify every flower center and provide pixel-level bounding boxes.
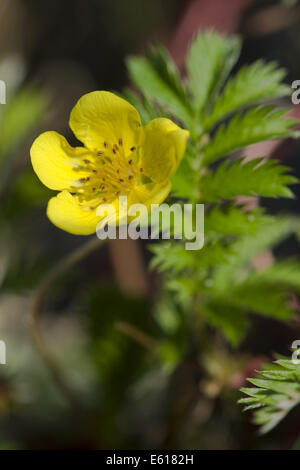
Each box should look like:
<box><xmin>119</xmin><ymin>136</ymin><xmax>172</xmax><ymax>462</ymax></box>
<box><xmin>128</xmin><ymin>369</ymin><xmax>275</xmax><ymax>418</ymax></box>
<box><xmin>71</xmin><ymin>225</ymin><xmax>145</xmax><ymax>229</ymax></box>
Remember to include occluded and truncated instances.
<box><xmin>71</xmin><ymin>139</ymin><xmax>143</xmax><ymax>210</ymax></box>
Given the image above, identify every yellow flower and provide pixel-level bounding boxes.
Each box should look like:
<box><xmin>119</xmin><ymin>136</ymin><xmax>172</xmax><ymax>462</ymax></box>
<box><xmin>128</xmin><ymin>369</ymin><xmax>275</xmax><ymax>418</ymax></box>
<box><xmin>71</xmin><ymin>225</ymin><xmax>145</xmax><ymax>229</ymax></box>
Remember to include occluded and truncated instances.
<box><xmin>30</xmin><ymin>91</ymin><xmax>189</xmax><ymax>235</ymax></box>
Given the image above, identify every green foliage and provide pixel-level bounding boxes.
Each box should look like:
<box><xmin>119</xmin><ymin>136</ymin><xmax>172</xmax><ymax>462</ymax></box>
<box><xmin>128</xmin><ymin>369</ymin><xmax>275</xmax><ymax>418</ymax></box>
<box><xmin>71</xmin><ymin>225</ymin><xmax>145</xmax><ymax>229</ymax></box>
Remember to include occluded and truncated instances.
<box><xmin>239</xmin><ymin>357</ymin><xmax>300</xmax><ymax>434</ymax></box>
<box><xmin>0</xmin><ymin>87</ymin><xmax>45</xmax><ymax>159</ymax></box>
<box><xmin>0</xmin><ymin>64</ymin><xmax>48</xmax><ymax>293</ymax></box>
<box><xmin>186</xmin><ymin>30</ymin><xmax>241</xmax><ymax>113</ymax></box>
<box><xmin>128</xmin><ymin>29</ymin><xmax>300</xmax><ymax>353</ymax></box>
<box><xmin>201</xmin><ymin>157</ymin><xmax>297</xmax><ymax>201</ymax></box>
<box><xmin>213</xmin><ymin>215</ymin><xmax>297</xmax><ymax>289</ymax></box>
<box><xmin>202</xmin><ymin>107</ymin><xmax>298</xmax><ymax>165</ymax></box>
<box><xmin>204</xmin><ymin>61</ymin><xmax>290</xmax><ymax>130</ymax></box>
<box><xmin>204</xmin><ymin>206</ymin><xmax>266</xmax><ymax>238</ymax></box>
<box><xmin>127</xmin><ymin>46</ymin><xmax>193</xmax><ymax>127</ymax></box>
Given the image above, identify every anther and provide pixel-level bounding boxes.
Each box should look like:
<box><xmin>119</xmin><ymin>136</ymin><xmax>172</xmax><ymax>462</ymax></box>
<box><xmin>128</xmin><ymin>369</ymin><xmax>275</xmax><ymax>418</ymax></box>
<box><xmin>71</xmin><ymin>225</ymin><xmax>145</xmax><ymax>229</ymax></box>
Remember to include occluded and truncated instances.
<box><xmin>113</xmin><ymin>144</ymin><xmax>118</xmax><ymax>153</ymax></box>
<box><xmin>118</xmin><ymin>138</ymin><xmax>123</xmax><ymax>146</ymax></box>
<box><xmin>140</xmin><ymin>168</ymin><xmax>143</xmax><ymax>173</ymax></box>
<box><xmin>104</xmin><ymin>142</ymin><xmax>108</xmax><ymax>148</ymax></box>
<box><xmin>101</xmin><ymin>185</ymin><xmax>105</xmax><ymax>190</ymax></box>
<box><xmin>119</xmin><ymin>178</ymin><xmax>124</xmax><ymax>183</ymax></box>
<box><xmin>83</xmin><ymin>159</ymin><xmax>91</xmax><ymax>164</ymax></box>
<box><xmin>97</xmin><ymin>151</ymin><xmax>104</xmax><ymax>156</ymax></box>
<box><xmin>128</xmin><ymin>159</ymin><xmax>133</xmax><ymax>165</ymax></box>
<box><xmin>128</xmin><ymin>175</ymin><xmax>133</xmax><ymax>180</ymax></box>
<box><xmin>130</xmin><ymin>147</ymin><xmax>136</xmax><ymax>152</ymax></box>
<box><xmin>92</xmin><ymin>169</ymin><xmax>98</xmax><ymax>174</ymax></box>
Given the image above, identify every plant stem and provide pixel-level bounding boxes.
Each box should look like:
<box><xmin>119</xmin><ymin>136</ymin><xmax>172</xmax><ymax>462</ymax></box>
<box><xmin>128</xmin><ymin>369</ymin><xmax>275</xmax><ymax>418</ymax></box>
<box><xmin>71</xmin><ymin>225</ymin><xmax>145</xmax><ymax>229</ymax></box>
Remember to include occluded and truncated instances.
<box><xmin>115</xmin><ymin>321</ymin><xmax>158</xmax><ymax>351</ymax></box>
<box><xmin>29</xmin><ymin>236</ymin><xmax>105</xmax><ymax>405</ymax></box>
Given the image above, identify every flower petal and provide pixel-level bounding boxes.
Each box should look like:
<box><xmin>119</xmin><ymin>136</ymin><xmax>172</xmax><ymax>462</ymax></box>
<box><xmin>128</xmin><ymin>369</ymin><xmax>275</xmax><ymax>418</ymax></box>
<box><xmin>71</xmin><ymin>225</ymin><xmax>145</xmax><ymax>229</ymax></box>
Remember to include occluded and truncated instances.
<box><xmin>69</xmin><ymin>91</ymin><xmax>142</xmax><ymax>153</ymax></box>
<box><xmin>47</xmin><ymin>190</ymin><xmax>100</xmax><ymax>235</ymax></box>
<box><xmin>139</xmin><ymin>118</ymin><xmax>189</xmax><ymax>183</ymax></box>
<box><xmin>30</xmin><ymin>131</ymin><xmax>91</xmax><ymax>190</ymax></box>
<box><xmin>128</xmin><ymin>181</ymin><xmax>172</xmax><ymax>209</ymax></box>
<box><xmin>96</xmin><ymin>182</ymin><xmax>172</xmax><ymax>230</ymax></box>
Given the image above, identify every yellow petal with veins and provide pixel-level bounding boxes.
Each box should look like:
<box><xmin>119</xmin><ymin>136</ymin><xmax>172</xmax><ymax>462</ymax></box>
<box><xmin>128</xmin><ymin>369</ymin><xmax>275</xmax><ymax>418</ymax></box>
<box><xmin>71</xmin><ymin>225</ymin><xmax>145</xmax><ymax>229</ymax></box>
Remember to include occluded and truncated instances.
<box><xmin>69</xmin><ymin>91</ymin><xmax>143</xmax><ymax>154</ymax></box>
<box><xmin>30</xmin><ymin>131</ymin><xmax>91</xmax><ymax>190</ymax></box>
<box><xmin>139</xmin><ymin>118</ymin><xmax>189</xmax><ymax>183</ymax></box>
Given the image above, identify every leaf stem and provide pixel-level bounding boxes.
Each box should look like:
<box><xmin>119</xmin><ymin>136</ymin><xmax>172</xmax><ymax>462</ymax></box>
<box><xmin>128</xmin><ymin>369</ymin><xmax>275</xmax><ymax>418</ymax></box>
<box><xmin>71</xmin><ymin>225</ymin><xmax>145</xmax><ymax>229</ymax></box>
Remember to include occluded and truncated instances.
<box><xmin>115</xmin><ymin>321</ymin><xmax>158</xmax><ymax>351</ymax></box>
<box><xmin>29</xmin><ymin>236</ymin><xmax>105</xmax><ymax>405</ymax></box>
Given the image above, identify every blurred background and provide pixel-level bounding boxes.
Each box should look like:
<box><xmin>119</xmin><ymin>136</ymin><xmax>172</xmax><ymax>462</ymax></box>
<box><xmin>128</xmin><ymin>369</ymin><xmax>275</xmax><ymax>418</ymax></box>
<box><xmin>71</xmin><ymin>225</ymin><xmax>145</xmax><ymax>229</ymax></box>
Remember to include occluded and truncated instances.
<box><xmin>0</xmin><ymin>0</ymin><xmax>300</xmax><ymax>450</ymax></box>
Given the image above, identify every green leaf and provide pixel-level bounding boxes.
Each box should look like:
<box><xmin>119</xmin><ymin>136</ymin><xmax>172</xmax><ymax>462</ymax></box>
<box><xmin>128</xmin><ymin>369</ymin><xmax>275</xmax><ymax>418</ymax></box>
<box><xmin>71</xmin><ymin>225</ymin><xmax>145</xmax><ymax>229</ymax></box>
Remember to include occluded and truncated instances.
<box><xmin>127</xmin><ymin>46</ymin><xmax>192</xmax><ymax>126</ymax></box>
<box><xmin>203</xmin><ymin>300</ymin><xmax>249</xmax><ymax>346</ymax></box>
<box><xmin>149</xmin><ymin>242</ymin><xmax>193</xmax><ymax>275</ymax></box>
<box><xmin>244</xmin><ymin>259</ymin><xmax>300</xmax><ymax>292</ymax></box>
<box><xmin>203</xmin><ymin>280</ymin><xmax>293</xmax><ymax>345</ymax></box>
<box><xmin>240</xmin><ymin>387</ymin><xmax>266</xmax><ymax>398</ymax></box>
<box><xmin>122</xmin><ymin>88</ymin><xmax>158</xmax><ymax>124</ymax></box>
<box><xmin>201</xmin><ymin>157</ymin><xmax>297</xmax><ymax>202</ymax></box>
<box><xmin>0</xmin><ymin>88</ymin><xmax>45</xmax><ymax>158</ymax></box>
<box><xmin>202</xmin><ymin>107</ymin><xmax>297</xmax><ymax>165</ymax></box>
<box><xmin>205</xmin><ymin>61</ymin><xmax>289</xmax><ymax>130</ymax></box>
<box><xmin>186</xmin><ymin>30</ymin><xmax>241</xmax><ymax>113</ymax></box>
<box><xmin>213</xmin><ymin>215</ymin><xmax>297</xmax><ymax>289</ymax></box>
<box><xmin>171</xmin><ymin>153</ymin><xmax>198</xmax><ymax>200</ymax></box>
<box><xmin>146</xmin><ymin>46</ymin><xmax>188</xmax><ymax>106</ymax></box>
<box><xmin>229</xmin><ymin>280</ymin><xmax>293</xmax><ymax>320</ymax></box>
<box><xmin>240</xmin><ymin>357</ymin><xmax>300</xmax><ymax>434</ymax></box>
<box><xmin>205</xmin><ymin>206</ymin><xmax>267</xmax><ymax>239</ymax></box>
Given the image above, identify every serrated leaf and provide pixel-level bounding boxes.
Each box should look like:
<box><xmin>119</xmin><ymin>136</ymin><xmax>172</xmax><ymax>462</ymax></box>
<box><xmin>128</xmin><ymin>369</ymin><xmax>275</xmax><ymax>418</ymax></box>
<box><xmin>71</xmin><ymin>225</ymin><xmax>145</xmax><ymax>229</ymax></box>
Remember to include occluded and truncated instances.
<box><xmin>248</xmin><ymin>378</ymin><xmax>299</xmax><ymax>395</ymax></box>
<box><xmin>149</xmin><ymin>242</ymin><xmax>192</xmax><ymax>275</ymax></box>
<box><xmin>276</xmin><ymin>359</ymin><xmax>300</xmax><ymax>370</ymax></box>
<box><xmin>258</xmin><ymin>370</ymin><xmax>298</xmax><ymax>380</ymax></box>
<box><xmin>201</xmin><ymin>157</ymin><xmax>297</xmax><ymax>202</ymax></box>
<box><xmin>240</xmin><ymin>356</ymin><xmax>300</xmax><ymax>434</ymax></box>
<box><xmin>205</xmin><ymin>206</ymin><xmax>267</xmax><ymax>239</ymax></box>
<box><xmin>171</xmin><ymin>154</ymin><xmax>198</xmax><ymax>200</ymax></box>
<box><xmin>205</xmin><ymin>60</ymin><xmax>289</xmax><ymax>129</ymax></box>
<box><xmin>213</xmin><ymin>215</ymin><xmax>296</xmax><ymax>290</ymax></box>
<box><xmin>127</xmin><ymin>47</ymin><xmax>193</xmax><ymax>126</ymax></box>
<box><xmin>240</xmin><ymin>387</ymin><xmax>267</xmax><ymax>398</ymax></box>
<box><xmin>186</xmin><ymin>30</ymin><xmax>241</xmax><ymax>113</ymax></box>
<box><xmin>230</xmin><ymin>281</ymin><xmax>293</xmax><ymax>320</ymax></box>
<box><xmin>146</xmin><ymin>46</ymin><xmax>188</xmax><ymax>105</ymax></box>
<box><xmin>238</xmin><ymin>397</ymin><xmax>259</xmax><ymax>405</ymax></box>
<box><xmin>243</xmin><ymin>403</ymin><xmax>264</xmax><ymax>412</ymax></box>
<box><xmin>202</xmin><ymin>107</ymin><xmax>297</xmax><ymax>165</ymax></box>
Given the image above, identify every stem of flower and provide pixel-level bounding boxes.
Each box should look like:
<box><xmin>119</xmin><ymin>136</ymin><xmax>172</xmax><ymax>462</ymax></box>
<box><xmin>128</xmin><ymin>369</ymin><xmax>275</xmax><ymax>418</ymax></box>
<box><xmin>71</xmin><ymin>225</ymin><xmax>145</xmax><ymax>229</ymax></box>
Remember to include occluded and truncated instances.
<box><xmin>115</xmin><ymin>320</ymin><xmax>158</xmax><ymax>351</ymax></box>
<box><xmin>29</xmin><ymin>236</ymin><xmax>105</xmax><ymax>406</ymax></box>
